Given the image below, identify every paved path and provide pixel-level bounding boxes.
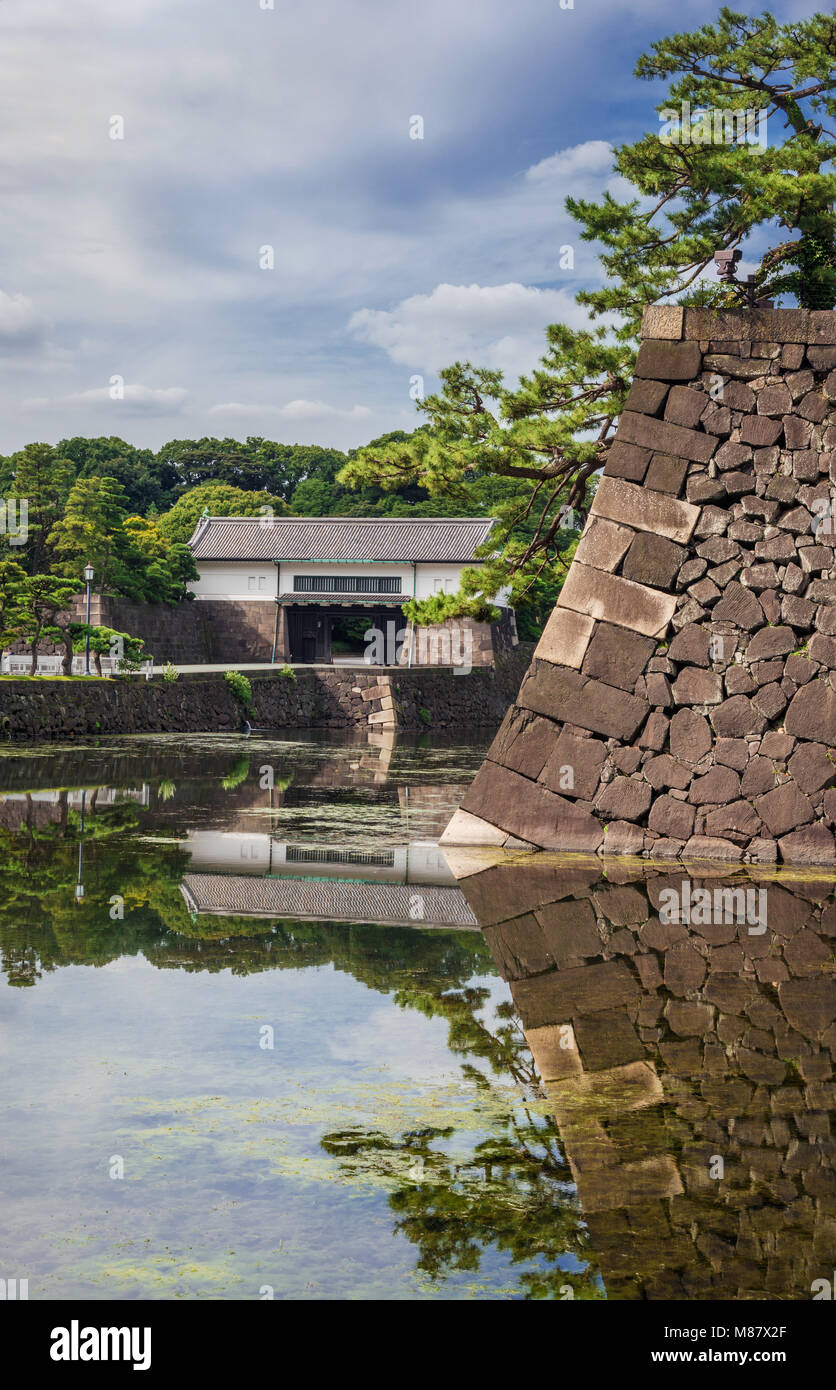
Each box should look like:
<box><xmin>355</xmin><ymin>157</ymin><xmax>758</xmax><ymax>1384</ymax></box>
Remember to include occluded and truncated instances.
<box><xmin>148</xmin><ymin>661</ymin><xmax>396</xmax><ymax>675</ymax></box>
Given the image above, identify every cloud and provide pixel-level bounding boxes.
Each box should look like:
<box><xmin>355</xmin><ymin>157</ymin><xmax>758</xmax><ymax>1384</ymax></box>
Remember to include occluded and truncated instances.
<box><xmin>0</xmin><ymin>289</ymin><xmax>49</xmax><ymax>352</ymax></box>
<box><xmin>348</xmin><ymin>281</ymin><xmax>588</xmax><ymax>381</ymax></box>
<box><xmin>209</xmin><ymin>399</ymin><xmax>372</xmax><ymax>422</ymax></box>
<box><xmin>525</xmin><ymin>140</ymin><xmax>614</xmax><ymax>183</ymax></box>
<box><xmin>23</xmin><ymin>383</ymin><xmax>188</xmax><ymax>415</ymax></box>
<box><xmin>0</xmin><ymin>0</ymin><xmax>807</xmax><ymax>452</ymax></box>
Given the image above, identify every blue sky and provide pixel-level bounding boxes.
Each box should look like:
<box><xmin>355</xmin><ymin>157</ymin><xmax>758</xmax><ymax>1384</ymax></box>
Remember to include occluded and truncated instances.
<box><xmin>0</xmin><ymin>0</ymin><xmax>815</xmax><ymax>453</ymax></box>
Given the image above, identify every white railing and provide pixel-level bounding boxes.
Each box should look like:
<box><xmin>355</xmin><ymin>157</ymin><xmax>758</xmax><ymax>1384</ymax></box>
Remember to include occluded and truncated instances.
<box><xmin>0</xmin><ymin>653</ymin><xmax>154</xmax><ymax>677</ymax></box>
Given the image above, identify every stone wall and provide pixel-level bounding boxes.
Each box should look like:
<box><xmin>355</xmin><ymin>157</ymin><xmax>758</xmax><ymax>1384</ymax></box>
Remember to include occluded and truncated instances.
<box><xmin>72</xmin><ymin>595</ymin><xmax>278</xmax><ymax>665</ymax></box>
<box><xmin>0</xmin><ymin>662</ymin><xmax>522</xmax><ymax>740</ymax></box>
<box><xmin>457</xmin><ymin>857</ymin><xmax>836</xmax><ymax>1299</ymax></box>
<box><xmin>399</xmin><ymin>606</ymin><xmax>519</xmax><ymax>668</ymax></box>
<box><xmin>445</xmin><ymin>307</ymin><xmax>836</xmax><ymax>865</ymax></box>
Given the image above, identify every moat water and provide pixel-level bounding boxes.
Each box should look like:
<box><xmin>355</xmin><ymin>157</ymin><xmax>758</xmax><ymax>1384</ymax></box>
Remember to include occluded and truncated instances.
<box><xmin>0</xmin><ymin>731</ymin><xmax>833</xmax><ymax>1300</ymax></box>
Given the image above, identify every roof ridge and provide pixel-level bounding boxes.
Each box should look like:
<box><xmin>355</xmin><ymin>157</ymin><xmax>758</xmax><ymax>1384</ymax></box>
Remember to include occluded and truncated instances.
<box><xmin>201</xmin><ymin>515</ymin><xmax>493</xmax><ymax>523</ymax></box>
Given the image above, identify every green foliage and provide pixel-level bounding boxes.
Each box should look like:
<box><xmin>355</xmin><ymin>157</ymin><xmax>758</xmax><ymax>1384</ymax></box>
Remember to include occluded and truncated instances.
<box><xmin>157</xmin><ymin>481</ymin><xmax>287</xmax><ymax>546</ymax></box>
<box><xmin>571</xmin><ymin>8</ymin><xmax>836</xmax><ymax>325</ymax></box>
<box><xmin>220</xmin><ymin>756</ymin><xmax>250</xmax><ymax>791</ymax></box>
<box><xmin>224</xmin><ymin>669</ymin><xmax>252</xmax><ymax>707</ymax></box>
<box><xmin>278</xmin><ymin>664</ymin><xmax>296</xmax><ymax>680</ymax></box>
<box><xmin>0</xmin><ymin>559</ymin><xmax>29</xmax><ymax>649</ymax></box>
<box><xmin>20</xmin><ymin>574</ymin><xmax>80</xmax><ymax>675</ymax></box>
<box><xmin>337</xmin><ymin>11</ymin><xmax>836</xmax><ymax>629</ymax></box>
<box><xmin>71</xmin><ymin>625</ymin><xmax>146</xmax><ymax>676</ymax></box>
<box><xmin>403</xmin><ymin>579</ymin><xmax>500</xmax><ymax>628</ymax></box>
<box><xmin>48</xmin><ymin>476</ymin><xmax>132</xmax><ymax>594</ymax></box>
<box><xmin>56</xmin><ymin>437</ymin><xmax>176</xmax><ymax>515</ymax></box>
<box><xmin>162</xmin><ymin>662</ymin><xmax>180</xmax><ymax>683</ymax></box>
<box><xmin>3</xmin><ymin>442</ymin><xmax>73</xmax><ymax>575</ymax></box>
<box><xmin>340</xmin><ymin>342</ymin><xmax>620</xmax><ymax>624</ymax></box>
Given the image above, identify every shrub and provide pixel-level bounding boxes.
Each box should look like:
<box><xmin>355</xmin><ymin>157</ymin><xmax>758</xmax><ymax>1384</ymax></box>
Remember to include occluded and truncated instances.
<box><xmin>162</xmin><ymin>662</ymin><xmax>180</xmax><ymax>683</ymax></box>
<box><xmin>225</xmin><ymin>669</ymin><xmax>252</xmax><ymax>707</ymax></box>
<box><xmin>279</xmin><ymin>664</ymin><xmax>296</xmax><ymax>681</ymax></box>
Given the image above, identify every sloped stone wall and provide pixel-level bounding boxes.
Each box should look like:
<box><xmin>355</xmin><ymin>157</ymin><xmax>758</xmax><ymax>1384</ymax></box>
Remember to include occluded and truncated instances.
<box><xmin>444</xmin><ymin>307</ymin><xmax>836</xmax><ymax>865</ymax></box>
<box><xmin>458</xmin><ymin>858</ymin><xmax>836</xmax><ymax>1299</ymax></box>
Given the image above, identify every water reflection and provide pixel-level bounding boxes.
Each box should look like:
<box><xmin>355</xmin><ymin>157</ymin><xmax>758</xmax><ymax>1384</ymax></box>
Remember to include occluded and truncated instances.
<box><xmin>453</xmin><ymin>853</ymin><xmax>836</xmax><ymax>1300</ymax></box>
<box><xmin>0</xmin><ymin>734</ymin><xmax>599</xmax><ymax>1299</ymax></box>
<box><xmin>3</xmin><ymin>733</ymin><xmax>832</xmax><ymax>1299</ymax></box>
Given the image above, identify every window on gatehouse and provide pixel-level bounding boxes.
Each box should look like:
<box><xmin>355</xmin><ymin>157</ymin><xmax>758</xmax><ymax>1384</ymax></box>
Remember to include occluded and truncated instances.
<box><xmin>292</xmin><ymin>575</ymin><xmax>402</xmax><ymax>594</ymax></box>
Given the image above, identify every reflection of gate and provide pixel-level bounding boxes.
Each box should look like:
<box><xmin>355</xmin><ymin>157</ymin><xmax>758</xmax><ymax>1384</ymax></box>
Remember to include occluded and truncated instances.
<box><xmin>287</xmin><ymin>608</ymin><xmax>331</xmax><ymax>663</ymax></box>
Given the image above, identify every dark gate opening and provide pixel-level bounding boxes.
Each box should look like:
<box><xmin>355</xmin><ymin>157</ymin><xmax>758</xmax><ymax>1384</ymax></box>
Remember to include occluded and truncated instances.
<box><xmin>285</xmin><ymin>605</ymin><xmax>405</xmax><ymax>665</ymax></box>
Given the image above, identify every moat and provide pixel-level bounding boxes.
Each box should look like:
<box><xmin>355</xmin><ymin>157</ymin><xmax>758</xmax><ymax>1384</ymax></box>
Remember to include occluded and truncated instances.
<box><xmin>0</xmin><ymin>731</ymin><xmax>833</xmax><ymax>1300</ymax></box>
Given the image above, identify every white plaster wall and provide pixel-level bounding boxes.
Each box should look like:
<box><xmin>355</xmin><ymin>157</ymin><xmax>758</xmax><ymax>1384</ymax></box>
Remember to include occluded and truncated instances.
<box><xmin>191</xmin><ymin>561</ymin><xmax>277</xmax><ymax>599</ymax></box>
<box><xmin>414</xmin><ymin>564</ymin><xmax>510</xmax><ymax>605</ymax></box>
<box><xmin>190</xmin><ymin>559</ymin><xmax>511</xmax><ymax>606</ymax></box>
<box><xmin>181</xmin><ymin>831</ymin><xmax>272</xmax><ymax>872</ymax></box>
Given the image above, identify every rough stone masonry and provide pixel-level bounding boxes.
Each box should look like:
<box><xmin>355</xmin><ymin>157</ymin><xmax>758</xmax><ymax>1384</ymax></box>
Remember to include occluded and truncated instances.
<box><xmin>443</xmin><ymin>305</ymin><xmax>836</xmax><ymax>865</ymax></box>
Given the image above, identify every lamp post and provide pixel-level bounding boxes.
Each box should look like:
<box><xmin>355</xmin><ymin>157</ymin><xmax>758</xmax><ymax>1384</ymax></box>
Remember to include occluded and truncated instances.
<box><xmin>83</xmin><ymin>562</ymin><xmax>94</xmax><ymax>675</ymax></box>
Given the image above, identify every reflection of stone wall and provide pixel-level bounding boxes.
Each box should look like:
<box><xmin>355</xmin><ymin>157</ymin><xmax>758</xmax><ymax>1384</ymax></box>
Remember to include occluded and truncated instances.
<box><xmin>458</xmin><ymin>858</ymin><xmax>836</xmax><ymax>1299</ymax></box>
<box><xmin>446</xmin><ymin>307</ymin><xmax>836</xmax><ymax>865</ymax></box>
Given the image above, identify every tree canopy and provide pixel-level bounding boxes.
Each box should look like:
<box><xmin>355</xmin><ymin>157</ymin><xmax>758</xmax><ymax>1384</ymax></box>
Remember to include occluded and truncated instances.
<box><xmin>340</xmin><ymin>8</ymin><xmax>836</xmax><ymax>620</ymax></box>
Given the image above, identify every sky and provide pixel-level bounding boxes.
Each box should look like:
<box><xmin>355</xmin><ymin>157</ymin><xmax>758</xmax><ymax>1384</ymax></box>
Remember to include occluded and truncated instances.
<box><xmin>0</xmin><ymin>0</ymin><xmax>816</xmax><ymax>456</ymax></box>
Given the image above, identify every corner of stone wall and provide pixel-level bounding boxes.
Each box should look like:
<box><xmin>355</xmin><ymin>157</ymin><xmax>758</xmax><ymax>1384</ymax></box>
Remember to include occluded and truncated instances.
<box><xmin>445</xmin><ymin>306</ymin><xmax>836</xmax><ymax>866</ymax></box>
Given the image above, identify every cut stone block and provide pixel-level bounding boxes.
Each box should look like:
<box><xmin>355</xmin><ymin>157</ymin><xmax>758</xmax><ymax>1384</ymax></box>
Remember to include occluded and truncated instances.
<box><xmin>439</xmin><ymin>808</ymin><xmax>507</xmax><ymax>847</ymax></box>
<box><xmin>487</xmin><ymin>706</ymin><xmax>556</xmax><ymax>781</ymax></box>
<box><xmin>670</xmin><ymin>708</ymin><xmax>712</xmax><ymax>763</ymax></box>
<box><xmin>557</xmin><ymin>562</ymin><xmax>677</xmax><ymax>639</ymax></box>
<box><xmin>533</xmin><ymin>606</ymin><xmax>595</xmax><ymax>669</ymax></box>
<box><xmin>755</xmin><ymin>782</ymin><xmax>814</xmax><ymax>837</ymax></box>
<box><xmin>644</xmin><ymin>453</ymin><xmax>689</xmax><ymax>495</ymax></box>
<box><xmin>672</xmin><ymin>667</ymin><xmax>723</xmax><ymax>705</ymax></box>
<box><xmin>539</xmin><ymin>729</ymin><xmax>607</xmax><ymax>800</ymax></box>
<box><xmin>581</xmin><ymin>622</ymin><xmax>655</xmax><ymax>692</ymax></box>
<box><xmin>665</xmin><ymin>385</ymin><xmax>707</xmax><ymax>427</ymax></box>
<box><xmin>595</xmin><ymin>777</ymin><xmax>652</xmax><ymax>820</ymax></box>
<box><xmin>635</xmin><ymin>339</ymin><xmax>702</xmax><ymax>380</ymax></box>
<box><xmin>591</xmin><ymin>475</ymin><xmax>700</xmax><ymax>543</ymax></box>
<box><xmin>460</xmin><ymin>761</ymin><xmax>605</xmax><ymax>852</ymax></box>
<box><xmin>618</xmin><ymin>410</ymin><xmax>716</xmax><ymax>463</ymax></box>
<box><xmin>519</xmin><ymin>661</ymin><xmax>649</xmax><ymax>741</ymax></box>
<box><xmin>712</xmin><ymin>580</ymin><xmax>764</xmax><ymax>630</ymax></box>
<box><xmin>785</xmin><ymin>680</ymin><xmax>836</xmax><ymax>744</ymax></box>
<box><xmin>641</xmin><ymin>306</ymin><xmax>684</xmax><ymax>340</ymax></box>
<box><xmin>604</xmin><ymin>441</ymin><xmax>651</xmax><ymax>482</ymax></box>
<box><xmin>624</xmin><ymin>378</ymin><xmax>669</xmax><ymax>415</ymax></box>
<box><xmin>622</xmin><ymin>532</ymin><xmax>686</xmax><ymax>589</ymax></box>
<box><xmin>574</xmin><ymin>515</ymin><xmax>634</xmax><ymax>572</ymax></box>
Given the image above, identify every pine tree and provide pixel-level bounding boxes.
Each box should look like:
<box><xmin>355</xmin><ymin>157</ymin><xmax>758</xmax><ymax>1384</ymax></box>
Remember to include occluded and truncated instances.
<box><xmin>339</xmin><ymin>9</ymin><xmax>836</xmax><ymax>619</ymax></box>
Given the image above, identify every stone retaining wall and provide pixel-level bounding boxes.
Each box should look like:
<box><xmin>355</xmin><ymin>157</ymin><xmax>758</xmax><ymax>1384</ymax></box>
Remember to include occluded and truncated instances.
<box><xmin>446</xmin><ymin>307</ymin><xmax>836</xmax><ymax>865</ymax></box>
<box><xmin>0</xmin><ymin>656</ymin><xmax>531</xmax><ymax>740</ymax></box>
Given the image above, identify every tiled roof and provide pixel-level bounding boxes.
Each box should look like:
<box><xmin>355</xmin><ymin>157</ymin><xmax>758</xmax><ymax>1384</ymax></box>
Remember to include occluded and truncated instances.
<box><xmin>276</xmin><ymin>592</ymin><xmax>405</xmax><ymax>606</ymax></box>
<box><xmin>180</xmin><ymin>873</ymin><xmax>478</xmax><ymax>929</ymax></box>
<box><xmin>189</xmin><ymin>516</ymin><xmax>496</xmax><ymax>563</ymax></box>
